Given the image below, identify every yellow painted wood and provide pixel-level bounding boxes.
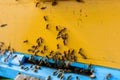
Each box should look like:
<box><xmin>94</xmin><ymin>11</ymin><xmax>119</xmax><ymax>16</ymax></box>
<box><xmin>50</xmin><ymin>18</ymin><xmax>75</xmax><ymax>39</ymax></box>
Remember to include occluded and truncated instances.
<box><xmin>0</xmin><ymin>0</ymin><xmax>120</xmax><ymax>69</ymax></box>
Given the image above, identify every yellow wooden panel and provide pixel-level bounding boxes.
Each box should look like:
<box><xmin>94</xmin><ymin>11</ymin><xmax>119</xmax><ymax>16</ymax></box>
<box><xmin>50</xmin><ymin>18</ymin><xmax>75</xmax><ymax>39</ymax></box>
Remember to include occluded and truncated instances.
<box><xmin>0</xmin><ymin>0</ymin><xmax>120</xmax><ymax>69</ymax></box>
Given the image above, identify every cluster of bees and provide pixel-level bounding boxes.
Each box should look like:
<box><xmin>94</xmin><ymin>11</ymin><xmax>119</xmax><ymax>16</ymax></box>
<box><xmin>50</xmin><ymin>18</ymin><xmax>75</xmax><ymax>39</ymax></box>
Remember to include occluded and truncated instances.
<box><xmin>0</xmin><ymin>42</ymin><xmax>18</xmax><ymax>62</ymax></box>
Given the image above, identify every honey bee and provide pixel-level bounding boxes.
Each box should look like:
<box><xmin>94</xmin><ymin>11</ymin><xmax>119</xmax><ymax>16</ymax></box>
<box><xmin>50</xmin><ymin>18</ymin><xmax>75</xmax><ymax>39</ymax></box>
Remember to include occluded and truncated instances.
<box><xmin>78</xmin><ymin>48</ymin><xmax>87</xmax><ymax>59</ymax></box>
<box><xmin>41</xmin><ymin>6</ymin><xmax>47</xmax><ymax>10</ymax></box>
<box><xmin>60</xmin><ymin>75</ymin><xmax>64</xmax><ymax>80</ymax></box>
<box><xmin>0</xmin><ymin>24</ymin><xmax>7</xmax><ymax>27</ymax></box>
<box><xmin>56</xmin><ymin>26</ymin><xmax>59</xmax><ymax>31</ymax></box>
<box><xmin>57</xmin><ymin>44</ymin><xmax>60</xmax><ymax>49</ymax></box>
<box><xmin>43</xmin><ymin>45</ymin><xmax>47</xmax><ymax>51</ymax></box>
<box><xmin>35</xmin><ymin>2</ymin><xmax>39</xmax><ymax>7</ymax></box>
<box><xmin>67</xmin><ymin>75</ymin><xmax>72</xmax><ymax>80</ymax></box>
<box><xmin>46</xmin><ymin>76</ymin><xmax>50</xmax><ymax>80</ymax></box>
<box><xmin>51</xmin><ymin>0</ymin><xmax>57</xmax><ymax>6</ymax></box>
<box><xmin>63</xmin><ymin>39</ymin><xmax>67</xmax><ymax>45</ymax></box>
<box><xmin>12</xmin><ymin>55</ymin><xmax>17</xmax><ymax>59</ymax></box>
<box><xmin>34</xmin><ymin>50</ymin><xmax>40</xmax><ymax>56</ymax></box>
<box><xmin>105</xmin><ymin>73</ymin><xmax>111</xmax><ymax>80</ymax></box>
<box><xmin>57</xmin><ymin>72</ymin><xmax>62</xmax><ymax>78</ymax></box>
<box><xmin>46</xmin><ymin>24</ymin><xmax>49</xmax><ymax>29</ymax></box>
<box><xmin>76</xmin><ymin>76</ymin><xmax>79</xmax><ymax>80</ymax></box>
<box><xmin>40</xmin><ymin>50</ymin><xmax>44</xmax><ymax>54</ymax></box>
<box><xmin>90</xmin><ymin>74</ymin><xmax>96</xmax><ymax>78</ymax></box>
<box><xmin>23</xmin><ymin>40</ymin><xmax>28</xmax><ymax>43</ymax></box>
<box><xmin>52</xmin><ymin>70</ymin><xmax>57</xmax><ymax>75</ymax></box>
<box><xmin>43</xmin><ymin>16</ymin><xmax>47</xmax><ymax>21</ymax></box>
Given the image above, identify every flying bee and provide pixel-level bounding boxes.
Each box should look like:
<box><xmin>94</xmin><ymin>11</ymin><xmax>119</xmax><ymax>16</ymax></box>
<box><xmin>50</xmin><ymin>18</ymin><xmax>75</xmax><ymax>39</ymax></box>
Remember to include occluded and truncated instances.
<box><xmin>43</xmin><ymin>16</ymin><xmax>48</xmax><ymax>21</ymax></box>
<box><xmin>0</xmin><ymin>24</ymin><xmax>7</xmax><ymax>27</ymax></box>
<box><xmin>46</xmin><ymin>76</ymin><xmax>50</xmax><ymax>80</ymax></box>
<box><xmin>23</xmin><ymin>40</ymin><xmax>28</xmax><ymax>43</ymax></box>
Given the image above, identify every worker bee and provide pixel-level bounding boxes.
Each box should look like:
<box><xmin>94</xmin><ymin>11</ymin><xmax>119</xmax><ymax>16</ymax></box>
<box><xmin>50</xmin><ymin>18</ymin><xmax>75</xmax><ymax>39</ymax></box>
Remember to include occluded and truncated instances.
<box><xmin>57</xmin><ymin>72</ymin><xmax>62</xmax><ymax>78</ymax></box>
<box><xmin>12</xmin><ymin>55</ymin><xmax>17</xmax><ymax>59</ymax></box>
<box><xmin>43</xmin><ymin>16</ymin><xmax>48</xmax><ymax>21</ymax></box>
<box><xmin>35</xmin><ymin>2</ymin><xmax>39</xmax><ymax>7</ymax></box>
<box><xmin>46</xmin><ymin>76</ymin><xmax>50</xmax><ymax>80</ymax></box>
<box><xmin>40</xmin><ymin>50</ymin><xmax>44</xmax><ymax>54</ymax></box>
<box><xmin>33</xmin><ymin>68</ymin><xmax>37</xmax><ymax>72</ymax></box>
<box><xmin>67</xmin><ymin>75</ymin><xmax>72</xmax><ymax>80</ymax></box>
<box><xmin>105</xmin><ymin>73</ymin><xmax>111</xmax><ymax>80</ymax></box>
<box><xmin>46</xmin><ymin>55</ymin><xmax>49</xmax><ymax>59</ymax></box>
<box><xmin>24</xmin><ymin>67</ymin><xmax>29</xmax><ymax>71</ymax></box>
<box><xmin>60</xmin><ymin>75</ymin><xmax>64</xmax><ymax>80</ymax></box>
<box><xmin>41</xmin><ymin>6</ymin><xmax>47</xmax><ymax>10</ymax></box>
<box><xmin>36</xmin><ymin>37</ymin><xmax>43</xmax><ymax>44</ymax></box>
<box><xmin>34</xmin><ymin>50</ymin><xmax>40</xmax><ymax>56</ymax></box>
<box><xmin>11</xmin><ymin>48</ymin><xmax>15</xmax><ymax>53</ymax></box>
<box><xmin>23</xmin><ymin>40</ymin><xmax>28</xmax><ymax>43</ymax></box>
<box><xmin>0</xmin><ymin>42</ymin><xmax>4</xmax><ymax>46</ymax></box>
<box><xmin>87</xmin><ymin>64</ymin><xmax>92</xmax><ymax>69</ymax></box>
<box><xmin>30</xmin><ymin>65</ymin><xmax>33</xmax><ymax>68</ymax></box>
<box><xmin>65</xmin><ymin>61</ymin><xmax>71</xmax><ymax>68</ymax></box>
<box><xmin>56</xmin><ymin>26</ymin><xmax>59</xmax><ymax>31</ymax></box>
<box><xmin>20</xmin><ymin>65</ymin><xmax>24</xmax><ymax>69</ymax></box>
<box><xmin>0</xmin><ymin>24</ymin><xmax>7</xmax><ymax>27</ymax></box>
<box><xmin>43</xmin><ymin>45</ymin><xmax>47</xmax><ymax>51</ymax></box>
<box><xmin>63</xmin><ymin>39</ymin><xmax>67</xmax><ymax>45</ymax></box>
<box><xmin>78</xmin><ymin>48</ymin><xmax>87</xmax><ymax>59</ymax></box>
<box><xmin>51</xmin><ymin>0</ymin><xmax>57</xmax><ymax>6</ymax></box>
<box><xmin>57</xmin><ymin>44</ymin><xmax>60</xmax><ymax>49</ymax></box>
<box><xmin>28</xmin><ymin>49</ymin><xmax>34</xmax><ymax>53</ymax></box>
<box><xmin>18</xmin><ymin>60</ymin><xmax>23</xmax><ymax>66</ymax></box>
<box><xmin>76</xmin><ymin>76</ymin><xmax>79</xmax><ymax>80</ymax></box>
<box><xmin>4</xmin><ymin>58</ymin><xmax>7</xmax><ymax>62</ymax></box>
<box><xmin>52</xmin><ymin>70</ymin><xmax>57</xmax><ymax>75</ymax></box>
<box><xmin>46</xmin><ymin>24</ymin><xmax>49</xmax><ymax>29</ymax></box>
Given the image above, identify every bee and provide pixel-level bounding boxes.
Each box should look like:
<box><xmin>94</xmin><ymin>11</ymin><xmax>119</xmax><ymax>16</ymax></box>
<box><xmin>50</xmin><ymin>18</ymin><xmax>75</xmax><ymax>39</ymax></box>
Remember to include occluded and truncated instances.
<box><xmin>105</xmin><ymin>73</ymin><xmax>111</xmax><ymax>80</ymax></box>
<box><xmin>0</xmin><ymin>42</ymin><xmax>4</xmax><ymax>46</ymax></box>
<box><xmin>87</xmin><ymin>64</ymin><xmax>92</xmax><ymax>69</ymax></box>
<box><xmin>62</xmin><ymin>33</ymin><xmax>68</xmax><ymax>40</ymax></box>
<box><xmin>7</xmin><ymin>44</ymin><xmax>11</xmax><ymax>51</ymax></box>
<box><xmin>76</xmin><ymin>76</ymin><xmax>79</xmax><ymax>80</ymax></box>
<box><xmin>34</xmin><ymin>50</ymin><xmax>40</xmax><ymax>56</ymax></box>
<box><xmin>78</xmin><ymin>48</ymin><xmax>87</xmax><ymax>59</ymax></box>
<box><xmin>11</xmin><ymin>48</ymin><xmax>15</xmax><ymax>53</ymax></box>
<box><xmin>1</xmin><ymin>49</ymin><xmax>6</xmax><ymax>55</ymax></box>
<box><xmin>41</xmin><ymin>6</ymin><xmax>47</xmax><ymax>10</ymax></box>
<box><xmin>43</xmin><ymin>16</ymin><xmax>47</xmax><ymax>21</ymax></box>
<box><xmin>33</xmin><ymin>68</ymin><xmax>37</xmax><ymax>72</ymax></box>
<box><xmin>4</xmin><ymin>58</ymin><xmax>7</xmax><ymax>62</ymax></box>
<box><xmin>46</xmin><ymin>76</ymin><xmax>50</xmax><ymax>80</ymax></box>
<box><xmin>46</xmin><ymin>55</ymin><xmax>49</xmax><ymax>59</ymax></box>
<box><xmin>23</xmin><ymin>40</ymin><xmax>28</xmax><ymax>43</ymax></box>
<box><xmin>30</xmin><ymin>65</ymin><xmax>33</xmax><ymax>68</ymax></box>
<box><xmin>71</xmin><ymin>49</ymin><xmax>75</xmax><ymax>55</ymax></box>
<box><xmin>18</xmin><ymin>60</ymin><xmax>22</xmax><ymax>66</ymax></box>
<box><xmin>12</xmin><ymin>55</ymin><xmax>17</xmax><ymax>59</ymax></box>
<box><xmin>76</xmin><ymin>0</ymin><xmax>84</xmax><ymax>2</ymax></box>
<box><xmin>63</xmin><ymin>39</ymin><xmax>67</xmax><ymax>45</ymax></box>
<box><xmin>60</xmin><ymin>75</ymin><xmax>64</xmax><ymax>80</ymax></box>
<box><xmin>36</xmin><ymin>37</ymin><xmax>43</xmax><ymax>44</ymax></box>
<box><xmin>65</xmin><ymin>61</ymin><xmax>71</xmax><ymax>68</ymax></box>
<box><xmin>67</xmin><ymin>75</ymin><xmax>72</xmax><ymax>80</ymax></box>
<box><xmin>59</xmin><ymin>28</ymin><xmax>67</xmax><ymax>33</ymax></box>
<box><xmin>24</xmin><ymin>67</ymin><xmax>29</xmax><ymax>71</ymax></box>
<box><xmin>56</xmin><ymin>26</ymin><xmax>59</xmax><ymax>31</ymax></box>
<box><xmin>0</xmin><ymin>24</ymin><xmax>7</xmax><ymax>27</ymax></box>
<box><xmin>57</xmin><ymin>44</ymin><xmax>60</xmax><ymax>49</ymax></box>
<box><xmin>28</xmin><ymin>49</ymin><xmax>34</xmax><ymax>53</ymax></box>
<box><xmin>40</xmin><ymin>50</ymin><xmax>44</xmax><ymax>54</ymax></box>
<box><xmin>35</xmin><ymin>2</ymin><xmax>39</xmax><ymax>7</ymax></box>
<box><xmin>57</xmin><ymin>72</ymin><xmax>63</xmax><ymax>78</ymax></box>
<box><xmin>43</xmin><ymin>45</ymin><xmax>47</xmax><ymax>51</ymax></box>
<box><xmin>52</xmin><ymin>70</ymin><xmax>57</xmax><ymax>75</ymax></box>
<box><xmin>31</xmin><ymin>45</ymin><xmax>36</xmax><ymax>49</ymax></box>
<box><xmin>20</xmin><ymin>65</ymin><xmax>24</xmax><ymax>69</ymax></box>
<box><xmin>52</xmin><ymin>0</ymin><xmax>57</xmax><ymax>6</ymax></box>
<box><xmin>46</xmin><ymin>24</ymin><xmax>49</xmax><ymax>29</ymax></box>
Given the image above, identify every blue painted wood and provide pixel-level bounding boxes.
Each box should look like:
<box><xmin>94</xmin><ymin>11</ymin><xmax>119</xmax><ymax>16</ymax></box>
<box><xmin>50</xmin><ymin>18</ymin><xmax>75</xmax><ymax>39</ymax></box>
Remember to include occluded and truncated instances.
<box><xmin>0</xmin><ymin>52</ymin><xmax>119</xmax><ymax>80</ymax></box>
